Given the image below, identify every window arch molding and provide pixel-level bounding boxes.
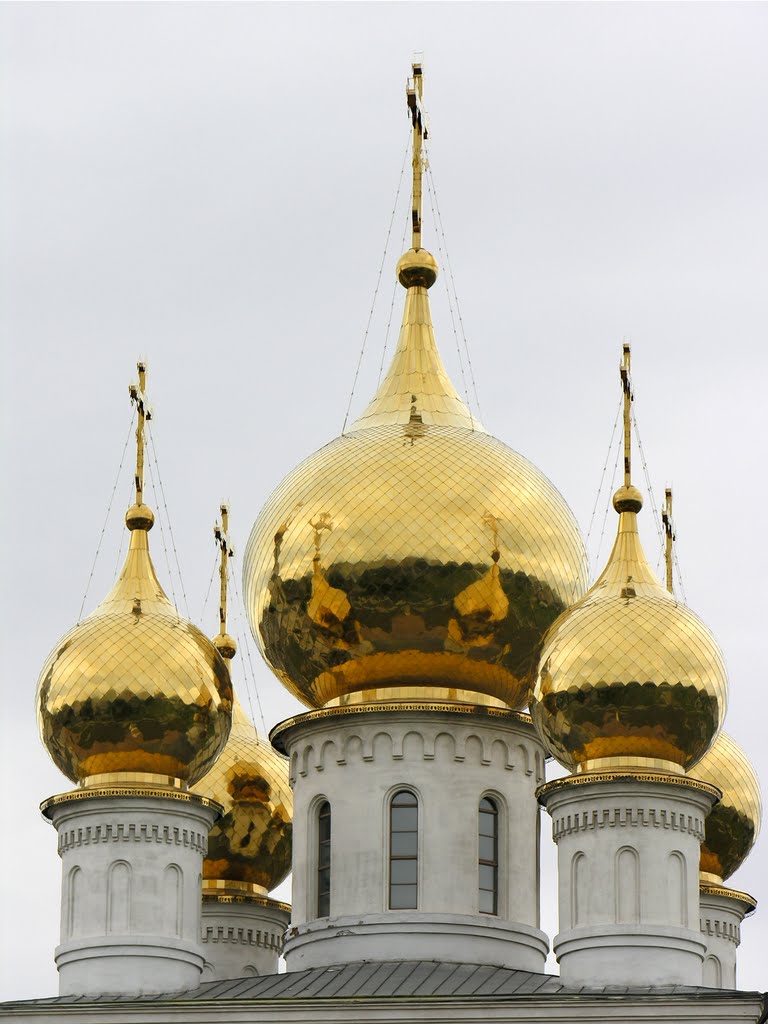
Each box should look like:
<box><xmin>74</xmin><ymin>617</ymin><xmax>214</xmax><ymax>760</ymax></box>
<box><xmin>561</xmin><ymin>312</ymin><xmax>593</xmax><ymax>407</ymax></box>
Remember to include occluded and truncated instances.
<box><xmin>383</xmin><ymin>784</ymin><xmax>422</xmax><ymax>912</ymax></box>
<box><xmin>478</xmin><ymin>790</ymin><xmax>507</xmax><ymax>917</ymax></box>
<box><xmin>307</xmin><ymin>794</ymin><xmax>332</xmax><ymax>920</ymax></box>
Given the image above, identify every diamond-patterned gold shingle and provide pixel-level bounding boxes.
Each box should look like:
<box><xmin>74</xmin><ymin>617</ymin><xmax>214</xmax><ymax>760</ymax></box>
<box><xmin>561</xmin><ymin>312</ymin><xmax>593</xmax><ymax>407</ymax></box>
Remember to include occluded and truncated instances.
<box><xmin>690</xmin><ymin>732</ymin><xmax>762</xmax><ymax>882</ymax></box>
<box><xmin>531</xmin><ymin>502</ymin><xmax>728</xmax><ymax>772</ymax></box>
<box><xmin>192</xmin><ymin>698</ymin><xmax>292</xmax><ymax>892</ymax></box>
<box><xmin>243</xmin><ymin>282</ymin><xmax>588</xmax><ymax>710</ymax></box>
<box><xmin>37</xmin><ymin>522</ymin><xmax>233</xmax><ymax>785</ymax></box>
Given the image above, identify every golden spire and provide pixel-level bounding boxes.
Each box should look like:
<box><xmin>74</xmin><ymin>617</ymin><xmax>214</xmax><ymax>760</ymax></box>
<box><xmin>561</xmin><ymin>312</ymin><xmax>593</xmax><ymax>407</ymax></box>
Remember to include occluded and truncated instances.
<box><xmin>351</xmin><ymin>63</ymin><xmax>482</xmax><ymax>433</ymax></box>
<box><xmin>213</xmin><ymin>504</ymin><xmax>237</xmax><ymax>662</ymax></box>
<box><xmin>662</xmin><ymin>487</ymin><xmax>674</xmax><ymax>594</ymax></box>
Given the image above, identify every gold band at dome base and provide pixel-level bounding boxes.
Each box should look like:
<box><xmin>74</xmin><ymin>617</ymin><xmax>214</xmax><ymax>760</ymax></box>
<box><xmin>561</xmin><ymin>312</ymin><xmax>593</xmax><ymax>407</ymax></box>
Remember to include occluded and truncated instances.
<box><xmin>536</xmin><ymin>770</ymin><xmax>721</xmax><ymax>804</ymax></box>
<box><xmin>202</xmin><ymin>890</ymin><xmax>291</xmax><ymax>913</ymax></box>
<box><xmin>40</xmin><ymin>785</ymin><xmax>223</xmax><ymax>818</ymax></box>
<box><xmin>324</xmin><ymin>686</ymin><xmax>509</xmax><ymax>710</ymax></box>
<box><xmin>699</xmin><ymin>882</ymin><xmax>757</xmax><ymax>916</ymax></box>
<box><xmin>576</xmin><ymin>756</ymin><xmax>684</xmax><ymax>776</ymax></box>
<box><xmin>270</xmin><ymin>701</ymin><xmax>534</xmax><ymax>753</ymax></box>
<box><xmin>202</xmin><ymin>879</ymin><xmax>269</xmax><ymax>899</ymax></box>
<box><xmin>700</xmin><ymin>871</ymin><xmax>725</xmax><ymax>886</ymax></box>
<box><xmin>81</xmin><ymin>772</ymin><xmax>188</xmax><ymax>790</ymax></box>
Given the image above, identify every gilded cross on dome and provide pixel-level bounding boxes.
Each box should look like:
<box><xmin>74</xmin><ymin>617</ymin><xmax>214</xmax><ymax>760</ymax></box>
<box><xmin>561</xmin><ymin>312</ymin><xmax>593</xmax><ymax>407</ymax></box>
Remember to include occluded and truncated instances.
<box><xmin>407</xmin><ymin>61</ymin><xmax>427</xmax><ymax>251</ymax></box>
<box><xmin>128</xmin><ymin>361</ymin><xmax>152</xmax><ymax>510</ymax></box>
<box><xmin>213</xmin><ymin>503</ymin><xmax>237</xmax><ymax>662</ymax></box>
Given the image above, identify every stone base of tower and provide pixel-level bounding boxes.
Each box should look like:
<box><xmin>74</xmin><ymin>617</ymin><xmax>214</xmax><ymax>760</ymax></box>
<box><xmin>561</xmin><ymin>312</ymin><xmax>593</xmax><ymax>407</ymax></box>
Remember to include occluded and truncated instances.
<box><xmin>200</xmin><ymin>887</ymin><xmax>290</xmax><ymax>980</ymax></box>
<box><xmin>42</xmin><ymin>784</ymin><xmax>221</xmax><ymax>998</ymax></box>
<box><xmin>272</xmin><ymin>702</ymin><xmax>550</xmax><ymax>974</ymax></box>
<box><xmin>283</xmin><ymin>912</ymin><xmax>548</xmax><ymax>971</ymax></box>
<box><xmin>699</xmin><ymin>882</ymin><xmax>756</xmax><ymax>989</ymax></box>
<box><xmin>539</xmin><ymin>772</ymin><xmax>719</xmax><ymax>989</ymax></box>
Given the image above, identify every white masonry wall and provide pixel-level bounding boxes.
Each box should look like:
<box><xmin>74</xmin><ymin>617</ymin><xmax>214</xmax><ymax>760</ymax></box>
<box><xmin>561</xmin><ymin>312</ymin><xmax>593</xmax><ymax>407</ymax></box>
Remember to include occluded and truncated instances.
<box><xmin>47</xmin><ymin>790</ymin><xmax>219</xmax><ymax>997</ymax></box>
<box><xmin>200</xmin><ymin>897</ymin><xmax>290</xmax><ymax>980</ymax></box>
<box><xmin>699</xmin><ymin>888</ymin><xmax>752</xmax><ymax>989</ymax></box>
<box><xmin>279</xmin><ymin>706</ymin><xmax>549</xmax><ymax>972</ymax></box>
<box><xmin>541</xmin><ymin>776</ymin><xmax>715</xmax><ymax>988</ymax></box>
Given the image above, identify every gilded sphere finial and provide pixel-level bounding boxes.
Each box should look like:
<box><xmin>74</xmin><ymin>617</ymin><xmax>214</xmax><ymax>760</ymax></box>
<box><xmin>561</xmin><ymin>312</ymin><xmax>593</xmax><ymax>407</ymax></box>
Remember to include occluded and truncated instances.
<box><xmin>613</xmin><ymin>485</ymin><xmax>643</xmax><ymax>514</ymax></box>
<box><xmin>214</xmin><ymin>633</ymin><xmax>238</xmax><ymax>661</ymax></box>
<box><xmin>397</xmin><ymin>248</ymin><xmax>438</xmax><ymax>289</ymax></box>
<box><xmin>126</xmin><ymin>503</ymin><xmax>155</xmax><ymax>531</ymax></box>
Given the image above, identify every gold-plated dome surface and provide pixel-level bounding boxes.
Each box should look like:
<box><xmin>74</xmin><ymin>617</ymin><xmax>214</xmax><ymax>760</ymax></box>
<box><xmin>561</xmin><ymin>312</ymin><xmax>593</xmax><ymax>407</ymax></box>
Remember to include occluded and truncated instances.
<box><xmin>530</xmin><ymin>496</ymin><xmax>728</xmax><ymax>772</ymax></box>
<box><xmin>37</xmin><ymin>523</ymin><xmax>233</xmax><ymax>785</ymax></box>
<box><xmin>193</xmin><ymin>699</ymin><xmax>293</xmax><ymax>893</ymax></box>
<box><xmin>244</xmin><ymin>419</ymin><xmax>587</xmax><ymax>710</ymax></box>
<box><xmin>690</xmin><ymin>732</ymin><xmax>762</xmax><ymax>882</ymax></box>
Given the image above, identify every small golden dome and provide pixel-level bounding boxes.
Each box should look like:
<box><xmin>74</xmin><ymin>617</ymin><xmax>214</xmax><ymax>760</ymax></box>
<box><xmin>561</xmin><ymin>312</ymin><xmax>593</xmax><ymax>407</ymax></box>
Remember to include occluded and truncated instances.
<box><xmin>192</xmin><ymin>698</ymin><xmax>293</xmax><ymax>893</ymax></box>
<box><xmin>243</xmin><ymin>263</ymin><xmax>588</xmax><ymax>710</ymax></box>
<box><xmin>690</xmin><ymin>732</ymin><xmax>761</xmax><ymax>882</ymax></box>
<box><xmin>530</xmin><ymin>488</ymin><xmax>728</xmax><ymax>773</ymax></box>
<box><xmin>37</xmin><ymin>509</ymin><xmax>233</xmax><ymax>785</ymax></box>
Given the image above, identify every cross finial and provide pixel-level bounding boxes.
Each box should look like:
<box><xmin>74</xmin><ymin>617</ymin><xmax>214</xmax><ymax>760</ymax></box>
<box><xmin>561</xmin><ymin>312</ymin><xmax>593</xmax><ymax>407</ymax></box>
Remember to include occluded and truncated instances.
<box><xmin>662</xmin><ymin>487</ymin><xmax>675</xmax><ymax>594</ymax></box>
<box><xmin>214</xmin><ymin>504</ymin><xmax>235</xmax><ymax>642</ymax></box>
<box><xmin>128</xmin><ymin>361</ymin><xmax>152</xmax><ymax>507</ymax></box>
<box><xmin>406</xmin><ymin>61</ymin><xmax>427</xmax><ymax>251</ymax></box>
<box><xmin>620</xmin><ymin>343</ymin><xmax>633</xmax><ymax>488</ymax></box>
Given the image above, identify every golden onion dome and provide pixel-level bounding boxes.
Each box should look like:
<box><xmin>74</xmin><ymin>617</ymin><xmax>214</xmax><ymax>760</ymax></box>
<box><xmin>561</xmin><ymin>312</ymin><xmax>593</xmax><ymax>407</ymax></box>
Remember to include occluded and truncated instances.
<box><xmin>689</xmin><ymin>732</ymin><xmax>762</xmax><ymax>883</ymax></box>
<box><xmin>530</xmin><ymin>485</ymin><xmax>728</xmax><ymax>773</ymax></box>
<box><xmin>243</xmin><ymin>250</ymin><xmax>588</xmax><ymax>710</ymax></box>
<box><xmin>36</xmin><ymin>504</ymin><xmax>233</xmax><ymax>786</ymax></box>
<box><xmin>192</xmin><ymin>696</ymin><xmax>293</xmax><ymax>894</ymax></box>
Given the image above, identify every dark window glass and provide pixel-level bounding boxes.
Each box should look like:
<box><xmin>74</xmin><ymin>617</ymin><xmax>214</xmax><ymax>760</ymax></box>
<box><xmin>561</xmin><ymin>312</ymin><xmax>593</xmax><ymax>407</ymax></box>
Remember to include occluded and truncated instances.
<box><xmin>479</xmin><ymin>797</ymin><xmax>498</xmax><ymax>916</ymax></box>
<box><xmin>389</xmin><ymin>790</ymin><xmax>418</xmax><ymax>910</ymax></box>
<box><xmin>317</xmin><ymin>801</ymin><xmax>331</xmax><ymax>918</ymax></box>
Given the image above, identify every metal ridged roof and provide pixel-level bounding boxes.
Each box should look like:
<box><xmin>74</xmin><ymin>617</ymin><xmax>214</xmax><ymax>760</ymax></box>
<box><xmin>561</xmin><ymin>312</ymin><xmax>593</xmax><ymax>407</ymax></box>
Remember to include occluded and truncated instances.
<box><xmin>8</xmin><ymin>961</ymin><xmax>762</xmax><ymax>1006</ymax></box>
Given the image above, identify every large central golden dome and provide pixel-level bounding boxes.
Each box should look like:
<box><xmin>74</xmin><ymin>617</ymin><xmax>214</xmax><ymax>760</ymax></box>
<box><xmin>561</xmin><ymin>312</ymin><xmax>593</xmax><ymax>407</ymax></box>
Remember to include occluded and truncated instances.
<box><xmin>243</xmin><ymin>256</ymin><xmax>588</xmax><ymax>710</ymax></box>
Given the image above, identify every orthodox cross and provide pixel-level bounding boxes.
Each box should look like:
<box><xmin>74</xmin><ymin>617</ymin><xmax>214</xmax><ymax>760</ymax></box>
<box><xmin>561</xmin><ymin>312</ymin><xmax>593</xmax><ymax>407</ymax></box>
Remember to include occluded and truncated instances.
<box><xmin>619</xmin><ymin>343</ymin><xmax>633</xmax><ymax>487</ymax></box>
<box><xmin>407</xmin><ymin>62</ymin><xmax>428</xmax><ymax>250</ymax></box>
<box><xmin>214</xmin><ymin>504</ymin><xmax>235</xmax><ymax>638</ymax></box>
<box><xmin>128</xmin><ymin>361</ymin><xmax>152</xmax><ymax>507</ymax></box>
<box><xmin>662</xmin><ymin>487</ymin><xmax>675</xmax><ymax>594</ymax></box>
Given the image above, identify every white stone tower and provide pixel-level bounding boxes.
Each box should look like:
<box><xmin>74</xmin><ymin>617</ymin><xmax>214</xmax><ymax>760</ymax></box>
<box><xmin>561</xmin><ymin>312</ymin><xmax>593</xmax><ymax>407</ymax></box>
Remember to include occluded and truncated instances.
<box><xmin>242</xmin><ymin>63</ymin><xmax>589</xmax><ymax>974</ymax></box>
<box><xmin>531</xmin><ymin>346</ymin><xmax>729</xmax><ymax>988</ymax></box>
<box><xmin>35</xmin><ymin>363</ymin><xmax>233</xmax><ymax>997</ymax></box>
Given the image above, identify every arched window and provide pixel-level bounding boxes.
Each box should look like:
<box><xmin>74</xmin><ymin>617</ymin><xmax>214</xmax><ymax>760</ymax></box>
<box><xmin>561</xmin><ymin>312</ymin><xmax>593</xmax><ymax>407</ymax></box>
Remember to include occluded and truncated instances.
<box><xmin>317</xmin><ymin>801</ymin><xmax>331</xmax><ymax>917</ymax></box>
<box><xmin>389</xmin><ymin>790</ymin><xmax>418</xmax><ymax>909</ymax></box>
<box><xmin>479</xmin><ymin>797</ymin><xmax>499</xmax><ymax>915</ymax></box>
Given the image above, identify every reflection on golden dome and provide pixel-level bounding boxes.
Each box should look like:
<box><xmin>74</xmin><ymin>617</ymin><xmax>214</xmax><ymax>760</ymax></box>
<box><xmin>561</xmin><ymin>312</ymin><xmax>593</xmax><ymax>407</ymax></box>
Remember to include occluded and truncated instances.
<box><xmin>530</xmin><ymin>486</ymin><xmax>728</xmax><ymax>773</ymax></box>
<box><xmin>243</xmin><ymin>264</ymin><xmax>588</xmax><ymax>711</ymax></box>
<box><xmin>690</xmin><ymin>732</ymin><xmax>762</xmax><ymax>883</ymax></box>
<box><xmin>36</xmin><ymin>512</ymin><xmax>233</xmax><ymax>785</ymax></box>
<box><xmin>192</xmin><ymin>698</ymin><xmax>293</xmax><ymax>894</ymax></box>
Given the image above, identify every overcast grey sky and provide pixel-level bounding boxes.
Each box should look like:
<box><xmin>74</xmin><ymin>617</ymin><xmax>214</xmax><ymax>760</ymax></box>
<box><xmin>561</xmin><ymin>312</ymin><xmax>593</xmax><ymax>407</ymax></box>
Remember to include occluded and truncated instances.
<box><xmin>1</xmin><ymin>1</ymin><xmax>766</xmax><ymax>1001</ymax></box>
